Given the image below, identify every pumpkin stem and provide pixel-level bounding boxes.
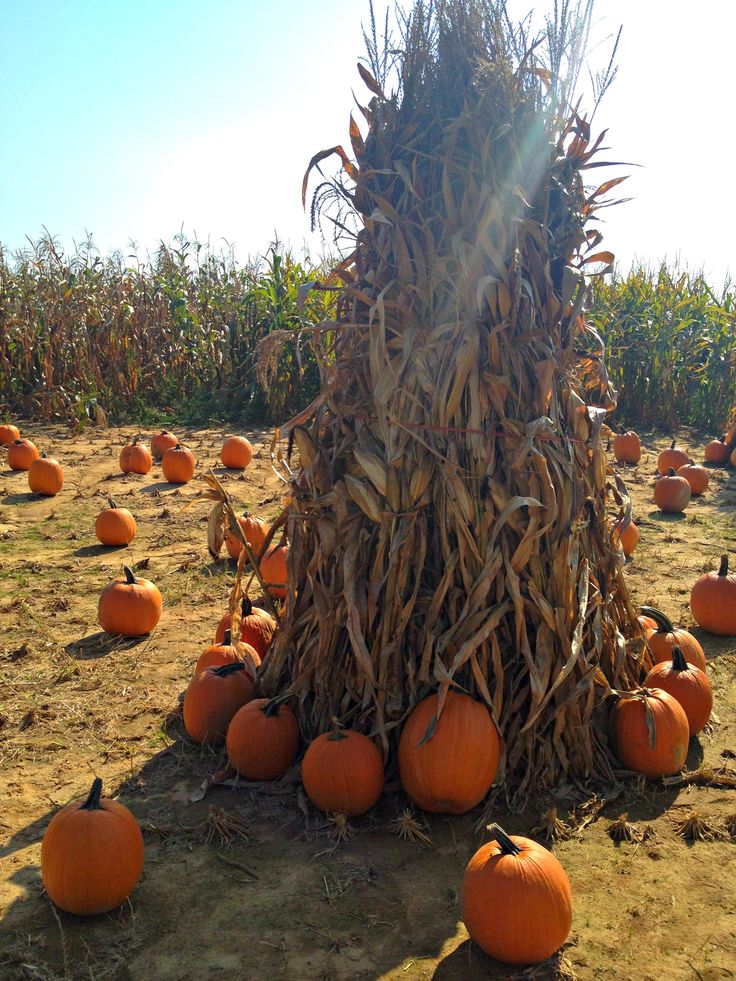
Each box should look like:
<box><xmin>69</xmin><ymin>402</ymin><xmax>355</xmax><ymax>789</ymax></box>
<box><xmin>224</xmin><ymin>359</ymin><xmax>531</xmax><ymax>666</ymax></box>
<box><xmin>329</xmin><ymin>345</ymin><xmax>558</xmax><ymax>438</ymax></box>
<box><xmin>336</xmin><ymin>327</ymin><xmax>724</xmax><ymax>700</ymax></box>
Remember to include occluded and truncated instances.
<box><xmin>223</xmin><ymin>629</ymin><xmax>232</xmax><ymax>646</ymax></box>
<box><xmin>212</xmin><ymin>662</ymin><xmax>245</xmax><ymax>678</ymax></box>
<box><xmin>671</xmin><ymin>646</ymin><xmax>689</xmax><ymax>672</ymax></box>
<box><xmin>80</xmin><ymin>777</ymin><xmax>104</xmax><ymax>810</ymax></box>
<box><xmin>108</xmin><ymin>496</ymin><xmax>118</xmax><ymax>509</ymax></box>
<box><xmin>262</xmin><ymin>692</ymin><xmax>293</xmax><ymax>717</ymax></box>
<box><xmin>122</xmin><ymin>565</ymin><xmax>137</xmax><ymax>585</ymax></box>
<box><xmin>670</xmin><ymin>439</ymin><xmax>676</xmax><ymax>449</ymax></box>
<box><xmin>718</xmin><ymin>554</ymin><xmax>729</xmax><ymax>577</ymax></box>
<box><xmin>241</xmin><ymin>596</ymin><xmax>253</xmax><ymax>618</ymax></box>
<box><xmin>667</xmin><ymin>467</ymin><xmax>676</xmax><ymax>477</ymax></box>
<box><xmin>639</xmin><ymin>606</ymin><xmax>675</xmax><ymax>634</ymax></box>
<box><xmin>487</xmin><ymin>823</ymin><xmax>521</xmax><ymax>856</ymax></box>
<box><xmin>328</xmin><ymin>716</ymin><xmax>347</xmax><ymax>741</ymax></box>
<box><xmin>40</xmin><ymin>452</ymin><xmax>48</xmax><ymax>458</ymax></box>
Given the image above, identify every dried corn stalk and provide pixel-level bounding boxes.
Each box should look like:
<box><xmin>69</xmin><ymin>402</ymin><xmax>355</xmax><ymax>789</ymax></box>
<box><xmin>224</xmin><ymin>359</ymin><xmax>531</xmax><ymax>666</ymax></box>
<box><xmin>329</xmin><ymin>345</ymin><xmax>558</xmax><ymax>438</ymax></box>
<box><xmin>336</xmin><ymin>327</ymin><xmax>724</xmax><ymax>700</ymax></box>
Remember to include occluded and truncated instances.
<box><xmin>261</xmin><ymin>0</ymin><xmax>644</xmax><ymax>798</ymax></box>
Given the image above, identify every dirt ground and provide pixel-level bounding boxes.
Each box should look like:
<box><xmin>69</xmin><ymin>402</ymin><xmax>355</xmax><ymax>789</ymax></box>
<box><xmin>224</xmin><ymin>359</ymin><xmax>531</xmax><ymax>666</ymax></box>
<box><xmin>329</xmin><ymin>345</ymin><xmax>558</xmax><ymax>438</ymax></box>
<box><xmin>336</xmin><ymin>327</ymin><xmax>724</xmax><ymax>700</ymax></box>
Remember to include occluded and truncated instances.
<box><xmin>1</xmin><ymin>424</ymin><xmax>735</xmax><ymax>981</ymax></box>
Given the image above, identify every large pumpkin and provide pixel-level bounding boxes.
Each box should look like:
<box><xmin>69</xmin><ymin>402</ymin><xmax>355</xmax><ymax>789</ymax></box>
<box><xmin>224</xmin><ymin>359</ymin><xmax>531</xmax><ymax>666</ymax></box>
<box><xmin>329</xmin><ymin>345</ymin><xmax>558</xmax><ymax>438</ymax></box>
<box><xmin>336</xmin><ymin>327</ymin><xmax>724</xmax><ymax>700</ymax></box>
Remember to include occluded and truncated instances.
<box><xmin>226</xmin><ymin>697</ymin><xmax>299</xmax><ymax>780</ymax></box>
<box><xmin>95</xmin><ymin>498</ymin><xmax>137</xmax><ymax>546</ymax></box>
<box><xmin>119</xmin><ymin>437</ymin><xmax>152</xmax><ymax>475</ymax></box>
<box><xmin>653</xmin><ymin>468</ymin><xmax>690</xmax><ymax>513</ymax></box>
<box><xmin>194</xmin><ymin>630</ymin><xmax>261</xmax><ymax>674</ymax></box>
<box><xmin>221</xmin><ymin>435</ymin><xmax>253</xmax><ymax>469</ymax></box>
<box><xmin>461</xmin><ymin>823</ymin><xmax>572</xmax><ymax>965</ymax></box>
<box><xmin>151</xmin><ymin>430</ymin><xmax>178</xmax><ymax>461</ymax></box>
<box><xmin>0</xmin><ymin>423</ymin><xmax>21</xmax><ymax>446</ymax></box>
<box><xmin>612</xmin><ymin>431</ymin><xmax>641</xmax><ymax>465</ymax></box>
<box><xmin>259</xmin><ymin>543</ymin><xmax>289</xmax><ymax>599</ymax></box>
<box><xmin>644</xmin><ymin>647</ymin><xmax>712</xmax><ymax>736</ymax></box>
<box><xmin>398</xmin><ymin>690</ymin><xmax>500</xmax><ymax>813</ymax></box>
<box><xmin>657</xmin><ymin>439</ymin><xmax>689</xmax><ymax>475</ymax></box>
<box><xmin>28</xmin><ymin>453</ymin><xmax>64</xmax><ymax>496</ymax></box>
<box><xmin>690</xmin><ymin>554</ymin><xmax>736</xmax><ymax>636</ymax></box>
<box><xmin>301</xmin><ymin>726</ymin><xmax>384</xmax><ymax>817</ymax></box>
<box><xmin>640</xmin><ymin>606</ymin><xmax>706</xmax><ymax>671</ymax></box>
<box><xmin>98</xmin><ymin>565</ymin><xmax>162</xmax><ymax>636</ymax></box>
<box><xmin>703</xmin><ymin>438</ymin><xmax>730</xmax><ymax>466</ymax></box>
<box><xmin>8</xmin><ymin>438</ymin><xmax>40</xmax><ymax>471</ymax></box>
<box><xmin>183</xmin><ymin>661</ymin><xmax>257</xmax><ymax>744</ymax></box>
<box><xmin>161</xmin><ymin>443</ymin><xmax>196</xmax><ymax>484</ymax></box>
<box><xmin>225</xmin><ymin>513</ymin><xmax>270</xmax><ymax>560</ymax></box>
<box><xmin>611</xmin><ymin>688</ymin><xmax>689</xmax><ymax>778</ymax></box>
<box><xmin>41</xmin><ymin>777</ymin><xmax>144</xmax><ymax>916</ymax></box>
<box><xmin>214</xmin><ymin>597</ymin><xmax>277</xmax><ymax>659</ymax></box>
<box><xmin>676</xmin><ymin>461</ymin><xmax>708</xmax><ymax>496</ymax></box>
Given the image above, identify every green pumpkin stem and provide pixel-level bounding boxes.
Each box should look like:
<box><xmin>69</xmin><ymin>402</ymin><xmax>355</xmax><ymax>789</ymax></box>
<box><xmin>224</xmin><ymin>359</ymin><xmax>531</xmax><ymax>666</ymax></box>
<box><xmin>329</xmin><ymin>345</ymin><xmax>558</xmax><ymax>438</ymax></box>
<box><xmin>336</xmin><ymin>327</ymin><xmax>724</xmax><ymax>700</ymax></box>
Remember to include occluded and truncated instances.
<box><xmin>487</xmin><ymin>823</ymin><xmax>521</xmax><ymax>856</ymax></box>
<box><xmin>123</xmin><ymin>565</ymin><xmax>137</xmax><ymax>585</ymax></box>
<box><xmin>639</xmin><ymin>606</ymin><xmax>675</xmax><ymax>635</ymax></box>
<box><xmin>212</xmin><ymin>662</ymin><xmax>245</xmax><ymax>678</ymax></box>
<box><xmin>671</xmin><ymin>646</ymin><xmax>689</xmax><ymax>672</ymax></box>
<box><xmin>222</xmin><ymin>629</ymin><xmax>232</xmax><ymax>646</ymax></box>
<box><xmin>719</xmin><ymin>554</ymin><xmax>729</xmax><ymax>577</ymax></box>
<box><xmin>81</xmin><ymin>777</ymin><xmax>104</xmax><ymax>810</ymax></box>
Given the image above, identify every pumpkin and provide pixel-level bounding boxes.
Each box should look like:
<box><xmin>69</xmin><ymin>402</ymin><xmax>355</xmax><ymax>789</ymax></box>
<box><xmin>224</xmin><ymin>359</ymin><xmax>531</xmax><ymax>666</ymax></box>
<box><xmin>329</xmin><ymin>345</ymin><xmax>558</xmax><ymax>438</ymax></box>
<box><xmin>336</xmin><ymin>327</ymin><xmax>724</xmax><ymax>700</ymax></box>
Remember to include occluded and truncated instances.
<box><xmin>225</xmin><ymin>512</ymin><xmax>270</xmax><ymax>560</ymax></box>
<box><xmin>183</xmin><ymin>661</ymin><xmax>257</xmax><ymax>744</ymax></box>
<box><xmin>690</xmin><ymin>553</ymin><xmax>736</xmax><ymax>636</ymax></box>
<box><xmin>611</xmin><ymin>517</ymin><xmax>637</xmax><ymax>557</ymax></box>
<box><xmin>677</xmin><ymin>461</ymin><xmax>708</xmax><ymax>496</ymax></box>
<box><xmin>151</xmin><ymin>430</ymin><xmax>178</xmax><ymax>461</ymax></box>
<box><xmin>644</xmin><ymin>647</ymin><xmax>712</xmax><ymax>736</ymax></box>
<box><xmin>98</xmin><ymin>565</ymin><xmax>162</xmax><ymax>636</ymax></box>
<box><xmin>0</xmin><ymin>423</ymin><xmax>20</xmax><ymax>446</ymax></box>
<box><xmin>461</xmin><ymin>823</ymin><xmax>572</xmax><ymax>965</ymax></box>
<box><xmin>612</xmin><ymin>431</ymin><xmax>641</xmax><ymax>464</ymax></box>
<box><xmin>731</xmin><ymin>447</ymin><xmax>736</xmax><ymax>468</ymax></box>
<box><xmin>161</xmin><ymin>443</ymin><xmax>196</xmax><ymax>483</ymax></box>
<box><xmin>41</xmin><ymin>777</ymin><xmax>143</xmax><ymax>916</ymax></box>
<box><xmin>28</xmin><ymin>453</ymin><xmax>64</xmax><ymax>496</ymax></box>
<box><xmin>657</xmin><ymin>439</ymin><xmax>689</xmax><ymax>475</ymax></box>
<box><xmin>95</xmin><ymin>498</ymin><xmax>137</xmax><ymax>546</ymax></box>
<box><xmin>194</xmin><ymin>629</ymin><xmax>261</xmax><ymax>674</ymax></box>
<box><xmin>119</xmin><ymin>437</ymin><xmax>152</xmax><ymax>475</ymax></box>
<box><xmin>640</xmin><ymin>606</ymin><xmax>706</xmax><ymax>671</ymax></box>
<box><xmin>214</xmin><ymin>597</ymin><xmax>277</xmax><ymax>659</ymax></box>
<box><xmin>259</xmin><ymin>543</ymin><xmax>289</xmax><ymax>599</ymax></box>
<box><xmin>638</xmin><ymin>613</ymin><xmax>657</xmax><ymax>632</ymax></box>
<box><xmin>7</xmin><ymin>438</ymin><xmax>40</xmax><ymax>471</ymax></box>
<box><xmin>301</xmin><ymin>725</ymin><xmax>384</xmax><ymax>817</ymax></box>
<box><xmin>226</xmin><ymin>697</ymin><xmax>299</xmax><ymax>780</ymax></box>
<box><xmin>612</xmin><ymin>688</ymin><xmax>689</xmax><ymax>778</ymax></box>
<box><xmin>398</xmin><ymin>690</ymin><xmax>500</xmax><ymax>814</ymax></box>
<box><xmin>653</xmin><ymin>468</ymin><xmax>690</xmax><ymax>513</ymax></box>
<box><xmin>703</xmin><ymin>437</ymin><xmax>730</xmax><ymax>465</ymax></box>
<box><xmin>221</xmin><ymin>435</ymin><xmax>253</xmax><ymax>469</ymax></box>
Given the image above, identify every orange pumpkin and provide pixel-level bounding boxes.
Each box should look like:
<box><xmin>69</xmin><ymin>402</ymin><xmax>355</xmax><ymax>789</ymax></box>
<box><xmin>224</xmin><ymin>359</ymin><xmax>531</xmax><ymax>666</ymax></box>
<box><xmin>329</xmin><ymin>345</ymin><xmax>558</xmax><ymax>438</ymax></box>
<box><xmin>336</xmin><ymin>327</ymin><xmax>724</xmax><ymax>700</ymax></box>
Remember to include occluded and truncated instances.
<box><xmin>638</xmin><ymin>613</ymin><xmax>658</xmax><ymax>632</ymax></box>
<box><xmin>226</xmin><ymin>697</ymin><xmax>299</xmax><ymax>780</ymax></box>
<box><xmin>151</xmin><ymin>430</ymin><xmax>178</xmax><ymax>461</ymax></box>
<box><xmin>183</xmin><ymin>661</ymin><xmax>257</xmax><ymax>744</ymax></box>
<box><xmin>0</xmin><ymin>423</ymin><xmax>20</xmax><ymax>446</ymax></box>
<box><xmin>653</xmin><ymin>468</ymin><xmax>690</xmax><ymax>513</ymax></box>
<box><xmin>194</xmin><ymin>629</ymin><xmax>260</xmax><ymax>674</ymax></box>
<box><xmin>703</xmin><ymin>437</ymin><xmax>730</xmax><ymax>465</ymax></box>
<box><xmin>612</xmin><ymin>431</ymin><xmax>641</xmax><ymax>464</ymax></box>
<box><xmin>95</xmin><ymin>498</ymin><xmax>137</xmax><ymax>546</ymax></box>
<box><xmin>221</xmin><ymin>435</ymin><xmax>253</xmax><ymax>469</ymax></box>
<box><xmin>301</xmin><ymin>726</ymin><xmax>384</xmax><ymax>817</ymax></box>
<box><xmin>612</xmin><ymin>688</ymin><xmax>689</xmax><ymax>778</ymax></box>
<box><xmin>7</xmin><ymin>438</ymin><xmax>40</xmax><ymax>471</ymax></box>
<box><xmin>690</xmin><ymin>554</ymin><xmax>736</xmax><ymax>636</ymax></box>
<box><xmin>225</xmin><ymin>513</ymin><xmax>270</xmax><ymax>560</ymax></box>
<box><xmin>161</xmin><ymin>443</ymin><xmax>196</xmax><ymax>483</ymax></box>
<box><xmin>611</xmin><ymin>517</ymin><xmax>637</xmax><ymax>557</ymax></box>
<box><xmin>214</xmin><ymin>597</ymin><xmax>277</xmax><ymax>659</ymax></box>
<box><xmin>731</xmin><ymin>447</ymin><xmax>736</xmax><ymax>468</ymax></box>
<box><xmin>259</xmin><ymin>543</ymin><xmax>289</xmax><ymax>599</ymax></box>
<box><xmin>644</xmin><ymin>647</ymin><xmax>712</xmax><ymax>735</ymax></box>
<box><xmin>657</xmin><ymin>439</ymin><xmax>689</xmax><ymax>475</ymax></box>
<box><xmin>119</xmin><ymin>437</ymin><xmax>152</xmax><ymax>475</ymax></box>
<box><xmin>41</xmin><ymin>777</ymin><xmax>143</xmax><ymax>916</ymax></box>
<box><xmin>461</xmin><ymin>824</ymin><xmax>572</xmax><ymax>965</ymax></box>
<box><xmin>398</xmin><ymin>690</ymin><xmax>500</xmax><ymax>814</ymax></box>
<box><xmin>98</xmin><ymin>565</ymin><xmax>162</xmax><ymax>636</ymax></box>
<box><xmin>640</xmin><ymin>606</ymin><xmax>706</xmax><ymax>671</ymax></box>
<box><xmin>28</xmin><ymin>453</ymin><xmax>64</xmax><ymax>496</ymax></box>
<box><xmin>677</xmin><ymin>461</ymin><xmax>708</xmax><ymax>496</ymax></box>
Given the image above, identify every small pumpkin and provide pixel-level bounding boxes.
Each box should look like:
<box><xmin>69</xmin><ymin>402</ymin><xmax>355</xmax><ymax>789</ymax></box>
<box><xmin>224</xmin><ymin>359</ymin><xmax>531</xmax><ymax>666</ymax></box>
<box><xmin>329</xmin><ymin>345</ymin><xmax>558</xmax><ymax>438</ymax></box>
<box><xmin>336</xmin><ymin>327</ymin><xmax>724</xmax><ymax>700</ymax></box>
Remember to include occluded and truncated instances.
<box><xmin>461</xmin><ymin>823</ymin><xmax>572</xmax><ymax>965</ymax></box>
<box><xmin>398</xmin><ymin>690</ymin><xmax>500</xmax><ymax>814</ymax></box>
<box><xmin>612</xmin><ymin>431</ymin><xmax>641</xmax><ymax>465</ymax></box>
<box><xmin>161</xmin><ymin>443</ymin><xmax>196</xmax><ymax>484</ymax></box>
<box><xmin>95</xmin><ymin>498</ymin><xmax>137</xmax><ymax>546</ymax></box>
<box><xmin>221</xmin><ymin>435</ymin><xmax>253</xmax><ymax>469</ymax></box>
<box><xmin>41</xmin><ymin>777</ymin><xmax>144</xmax><ymax>916</ymax></box>
<box><xmin>640</xmin><ymin>606</ymin><xmax>706</xmax><ymax>671</ymax></box>
<box><xmin>612</xmin><ymin>688</ymin><xmax>689</xmax><ymax>778</ymax></box>
<box><xmin>677</xmin><ymin>460</ymin><xmax>708</xmax><ymax>496</ymax></box>
<box><xmin>226</xmin><ymin>697</ymin><xmax>299</xmax><ymax>780</ymax></box>
<box><xmin>644</xmin><ymin>647</ymin><xmax>712</xmax><ymax>735</ymax></box>
<box><xmin>7</xmin><ymin>438</ymin><xmax>40</xmax><ymax>471</ymax></box>
<box><xmin>98</xmin><ymin>565</ymin><xmax>162</xmax><ymax>636</ymax></box>
<box><xmin>653</xmin><ymin>467</ymin><xmax>690</xmax><ymax>513</ymax></box>
<box><xmin>259</xmin><ymin>543</ymin><xmax>289</xmax><ymax>599</ymax></box>
<box><xmin>214</xmin><ymin>597</ymin><xmax>277</xmax><ymax>659</ymax></box>
<box><xmin>28</xmin><ymin>453</ymin><xmax>64</xmax><ymax>496</ymax></box>
<box><xmin>611</xmin><ymin>517</ymin><xmax>637</xmax><ymax>557</ymax></box>
<box><xmin>225</xmin><ymin>512</ymin><xmax>270</xmax><ymax>560</ymax></box>
<box><xmin>119</xmin><ymin>437</ymin><xmax>152</xmax><ymax>475</ymax></box>
<box><xmin>194</xmin><ymin>629</ymin><xmax>261</xmax><ymax>674</ymax></box>
<box><xmin>301</xmin><ymin>723</ymin><xmax>384</xmax><ymax>817</ymax></box>
<box><xmin>0</xmin><ymin>423</ymin><xmax>21</xmax><ymax>446</ymax></box>
<box><xmin>151</xmin><ymin>430</ymin><xmax>178</xmax><ymax>461</ymax></box>
<box><xmin>183</xmin><ymin>661</ymin><xmax>257</xmax><ymax>744</ymax></box>
<box><xmin>657</xmin><ymin>439</ymin><xmax>689</xmax><ymax>475</ymax></box>
<box><xmin>703</xmin><ymin>437</ymin><xmax>730</xmax><ymax>465</ymax></box>
<box><xmin>690</xmin><ymin>553</ymin><xmax>736</xmax><ymax>636</ymax></box>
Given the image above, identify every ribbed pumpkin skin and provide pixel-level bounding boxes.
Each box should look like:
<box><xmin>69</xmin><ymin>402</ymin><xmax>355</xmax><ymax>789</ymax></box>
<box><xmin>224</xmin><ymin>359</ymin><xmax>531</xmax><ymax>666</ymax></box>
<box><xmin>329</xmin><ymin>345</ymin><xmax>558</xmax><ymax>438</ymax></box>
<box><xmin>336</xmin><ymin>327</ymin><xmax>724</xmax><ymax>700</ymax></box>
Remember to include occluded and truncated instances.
<box><xmin>612</xmin><ymin>689</ymin><xmax>689</xmax><ymax>778</ymax></box>
<box><xmin>619</xmin><ymin>521</ymin><xmax>638</xmax><ymax>556</ymax></box>
<box><xmin>677</xmin><ymin>463</ymin><xmax>708</xmax><ymax>496</ymax></box>
<box><xmin>461</xmin><ymin>834</ymin><xmax>572</xmax><ymax>965</ymax></box>
<box><xmin>41</xmin><ymin>779</ymin><xmax>143</xmax><ymax>916</ymax></box>
<box><xmin>161</xmin><ymin>445</ymin><xmax>196</xmax><ymax>483</ymax></box>
<box><xmin>259</xmin><ymin>544</ymin><xmax>289</xmax><ymax>599</ymax></box>
<box><xmin>221</xmin><ymin>436</ymin><xmax>253</xmax><ymax>469</ymax></box>
<box><xmin>214</xmin><ymin>603</ymin><xmax>277</xmax><ymax>658</ymax></box>
<box><xmin>8</xmin><ymin>438</ymin><xmax>40</xmax><ymax>471</ymax></box>
<box><xmin>645</xmin><ymin>626</ymin><xmax>706</xmax><ymax>672</ymax></box>
<box><xmin>398</xmin><ymin>691</ymin><xmax>500</xmax><ymax>814</ymax></box>
<box><xmin>95</xmin><ymin>505</ymin><xmax>137</xmax><ymax>546</ymax></box>
<box><xmin>704</xmin><ymin>439</ymin><xmax>730</xmax><ymax>465</ymax></box>
<box><xmin>638</xmin><ymin>614</ymin><xmax>658</xmax><ymax>632</ymax></box>
<box><xmin>98</xmin><ymin>568</ymin><xmax>162</xmax><ymax>636</ymax></box>
<box><xmin>183</xmin><ymin>664</ymin><xmax>256</xmax><ymax>744</ymax></box>
<box><xmin>657</xmin><ymin>442</ymin><xmax>689</xmax><ymax>475</ymax></box>
<box><xmin>226</xmin><ymin>698</ymin><xmax>299</xmax><ymax>779</ymax></box>
<box><xmin>612</xmin><ymin>431</ymin><xmax>641</xmax><ymax>464</ymax></box>
<box><xmin>690</xmin><ymin>556</ymin><xmax>736</xmax><ymax>636</ymax></box>
<box><xmin>194</xmin><ymin>638</ymin><xmax>260</xmax><ymax>674</ymax></box>
<box><xmin>151</xmin><ymin>430</ymin><xmax>178</xmax><ymax>461</ymax></box>
<box><xmin>653</xmin><ymin>470</ymin><xmax>691</xmax><ymax>513</ymax></box>
<box><xmin>0</xmin><ymin>424</ymin><xmax>21</xmax><ymax>446</ymax></box>
<box><xmin>644</xmin><ymin>657</ymin><xmax>712</xmax><ymax>735</ymax></box>
<box><xmin>28</xmin><ymin>455</ymin><xmax>64</xmax><ymax>495</ymax></box>
<box><xmin>119</xmin><ymin>440</ymin><xmax>152</xmax><ymax>475</ymax></box>
<box><xmin>225</xmin><ymin>514</ymin><xmax>270</xmax><ymax>560</ymax></box>
<box><xmin>302</xmin><ymin>730</ymin><xmax>384</xmax><ymax>817</ymax></box>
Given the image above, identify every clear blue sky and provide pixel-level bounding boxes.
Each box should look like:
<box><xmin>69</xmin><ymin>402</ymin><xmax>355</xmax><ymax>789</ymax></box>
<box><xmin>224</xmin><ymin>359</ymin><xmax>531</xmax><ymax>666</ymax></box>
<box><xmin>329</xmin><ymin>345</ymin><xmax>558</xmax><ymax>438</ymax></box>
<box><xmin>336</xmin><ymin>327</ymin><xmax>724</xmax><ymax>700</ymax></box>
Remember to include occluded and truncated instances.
<box><xmin>2</xmin><ymin>0</ymin><xmax>735</xmax><ymax>283</ymax></box>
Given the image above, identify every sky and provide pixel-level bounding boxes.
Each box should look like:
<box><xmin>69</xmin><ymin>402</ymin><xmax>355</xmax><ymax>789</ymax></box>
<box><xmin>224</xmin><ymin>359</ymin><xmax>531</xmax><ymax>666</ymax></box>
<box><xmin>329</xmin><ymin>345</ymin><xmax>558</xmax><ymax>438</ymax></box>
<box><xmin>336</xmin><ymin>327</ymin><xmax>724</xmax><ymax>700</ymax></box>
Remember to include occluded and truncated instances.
<box><xmin>1</xmin><ymin>0</ymin><xmax>734</xmax><ymax>284</ymax></box>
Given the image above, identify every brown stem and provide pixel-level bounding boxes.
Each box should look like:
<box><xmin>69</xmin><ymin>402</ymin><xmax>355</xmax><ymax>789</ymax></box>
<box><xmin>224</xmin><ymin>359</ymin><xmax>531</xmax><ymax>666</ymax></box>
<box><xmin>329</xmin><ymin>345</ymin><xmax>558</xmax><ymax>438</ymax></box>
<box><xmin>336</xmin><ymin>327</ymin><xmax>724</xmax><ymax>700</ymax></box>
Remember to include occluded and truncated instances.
<box><xmin>487</xmin><ymin>823</ymin><xmax>521</xmax><ymax>856</ymax></box>
<box><xmin>262</xmin><ymin>693</ymin><xmax>293</xmax><ymax>717</ymax></box>
<box><xmin>671</xmin><ymin>647</ymin><xmax>688</xmax><ymax>672</ymax></box>
<box><xmin>241</xmin><ymin>596</ymin><xmax>253</xmax><ymax>618</ymax></box>
<box><xmin>328</xmin><ymin>716</ymin><xmax>347</xmax><ymax>741</ymax></box>
<box><xmin>667</xmin><ymin>467</ymin><xmax>676</xmax><ymax>477</ymax></box>
<box><xmin>222</xmin><ymin>629</ymin><xmax>232</xmax><ymax>646</ymax></box>
<box><xmin>213</xmin><ymin>662</ymin><xmax>245</xmax><ymax>678</ymax></box>
<box><xmin>718</xmin><ymin>554</ymin><xmax>729</xmax><ymax>577</ymax></box>
<box><xmin>670</xmin><ymin>439</ymin><xmax>676</xmax><ymax>450</ymax></box>
<box><xmin>639</xmin><ymin>606</ymin><xmax>675</xmax><ymax>634</ymax></box>
<box><xmin>123</xmin><ymin>565</ymin><xmax>137</xmax><ymax>585</ymax></box>
<box><xmin>107</xmin><ymin>496</ymin><xmax>118</xmax><ymax>509</ymax></box>
<box><xmin>80</xmin><ymin>777</ymin><xmax>103</xmax><ymax>810</ymax></box>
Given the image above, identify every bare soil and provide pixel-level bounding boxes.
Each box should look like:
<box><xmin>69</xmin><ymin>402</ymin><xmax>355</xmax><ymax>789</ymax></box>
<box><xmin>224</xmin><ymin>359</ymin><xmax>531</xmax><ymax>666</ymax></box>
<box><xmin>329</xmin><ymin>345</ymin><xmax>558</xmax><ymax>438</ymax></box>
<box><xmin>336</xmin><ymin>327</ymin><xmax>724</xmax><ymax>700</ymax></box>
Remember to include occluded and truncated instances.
<box><xmin>1</xmin><ymin>425</ymin><xmax>735</xmax><ymax>981</ymax></box>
